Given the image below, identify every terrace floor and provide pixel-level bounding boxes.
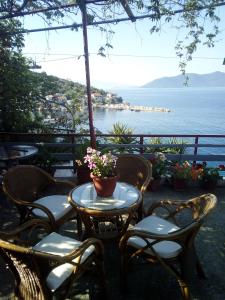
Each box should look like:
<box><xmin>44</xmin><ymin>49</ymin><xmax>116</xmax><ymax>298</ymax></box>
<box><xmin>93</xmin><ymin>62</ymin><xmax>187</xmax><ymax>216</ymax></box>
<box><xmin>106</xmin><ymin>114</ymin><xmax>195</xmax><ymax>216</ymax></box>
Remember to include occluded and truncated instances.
<box><xmin>0</xmin><ymin>179</ymin><xmax>225</xmax><ymax>300</ymax></box>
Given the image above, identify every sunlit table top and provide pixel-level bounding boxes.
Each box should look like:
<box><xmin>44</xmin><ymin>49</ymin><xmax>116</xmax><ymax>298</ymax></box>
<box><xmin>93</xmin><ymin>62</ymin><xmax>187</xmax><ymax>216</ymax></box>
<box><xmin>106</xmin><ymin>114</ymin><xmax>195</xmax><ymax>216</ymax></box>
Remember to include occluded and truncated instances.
<box><xmin>70</xmin><ymin>182</ymin><xmax>141</xmax><ymax>212</ymax></box>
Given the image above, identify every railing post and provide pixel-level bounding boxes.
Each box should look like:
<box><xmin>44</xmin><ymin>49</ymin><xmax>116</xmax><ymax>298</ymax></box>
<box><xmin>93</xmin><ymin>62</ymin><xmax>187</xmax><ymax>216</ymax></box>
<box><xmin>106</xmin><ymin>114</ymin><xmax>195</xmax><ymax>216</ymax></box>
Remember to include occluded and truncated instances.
<box><xmin>140</xmin><ymin>136</ymin><xmax>144</xmax><ymax>154</ymax></box>
<box><xmin>193</xmin><ymin>136</ymin><xmax>199</xmax><ymax>164</ymax></box>
<box><xmin>71</xmin><ymin>134</ymin><xmax>76</xmax><ymax>174</ymax></box>
<box><xmin>194</xmin><ymin>136</ymin><xmax>199</xmax><ymax>156</ymax></box>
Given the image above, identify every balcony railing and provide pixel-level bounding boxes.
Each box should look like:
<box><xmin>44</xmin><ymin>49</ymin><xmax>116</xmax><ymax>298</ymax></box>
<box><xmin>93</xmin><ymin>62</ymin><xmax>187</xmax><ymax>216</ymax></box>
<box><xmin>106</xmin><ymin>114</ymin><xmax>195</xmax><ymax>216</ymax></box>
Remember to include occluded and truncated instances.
<box><xmin>1</xmin><ymin>132</ymin><xmax>225</xmax><ymax>170</ymax></box>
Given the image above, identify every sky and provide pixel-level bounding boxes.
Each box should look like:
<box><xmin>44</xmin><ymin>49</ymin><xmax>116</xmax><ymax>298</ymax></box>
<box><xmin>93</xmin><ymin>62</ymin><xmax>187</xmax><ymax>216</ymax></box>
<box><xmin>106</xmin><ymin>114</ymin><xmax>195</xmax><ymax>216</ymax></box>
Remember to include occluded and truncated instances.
<box><xmin>22</xmin><ymin>6</ymin><xmax>225</xmax><ymax>89</ymax></box>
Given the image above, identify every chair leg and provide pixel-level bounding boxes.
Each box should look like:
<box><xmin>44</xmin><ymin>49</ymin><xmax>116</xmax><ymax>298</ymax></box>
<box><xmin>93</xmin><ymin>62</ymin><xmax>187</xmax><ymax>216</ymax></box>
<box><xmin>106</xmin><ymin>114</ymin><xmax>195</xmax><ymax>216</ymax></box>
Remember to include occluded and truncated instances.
<box><xmin>196</xmin><ymin>258</ymin><xmax>207</xmax><ymax>279</ymax></box>
<box><xmin>137</xmin><ymin>204</ymin><xmax>143</xmax><ymax>221</ymax></box>
<box><xmin>18</xmin><ymin>206</ymin><xmax>27</xmax><ymax>224</ymax></box>
<box><xmin>96</xmin><ymin>256</ymin><xmax>108</xmax><ymax>299</ymax></box>
<box><xmin>120</xmin><ymin>253</ymin><xmax>128</xmax><ymax>292</ymax></box>
<box><xmin>76</xmin><ymin>214</ymin><xmax>83</xmax><ymax>238</ymax></box>
<box><xmin>178</xmin><ymin>279</ymin><xmax>191</xmax><ymax>300</ymax></box>
<box><xmin>189</xmin><ymin>247</ymin><xmax>207</xmax><ymax>279</ymax></box>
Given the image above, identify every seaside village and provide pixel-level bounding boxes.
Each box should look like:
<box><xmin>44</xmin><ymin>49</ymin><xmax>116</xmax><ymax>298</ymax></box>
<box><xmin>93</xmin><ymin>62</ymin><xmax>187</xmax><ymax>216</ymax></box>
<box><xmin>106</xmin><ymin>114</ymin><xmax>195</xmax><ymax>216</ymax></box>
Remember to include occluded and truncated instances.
<box><xmin>41</xmin><ymin>91</ymin><xmax>170</xmax><ymax>126</ymax></box>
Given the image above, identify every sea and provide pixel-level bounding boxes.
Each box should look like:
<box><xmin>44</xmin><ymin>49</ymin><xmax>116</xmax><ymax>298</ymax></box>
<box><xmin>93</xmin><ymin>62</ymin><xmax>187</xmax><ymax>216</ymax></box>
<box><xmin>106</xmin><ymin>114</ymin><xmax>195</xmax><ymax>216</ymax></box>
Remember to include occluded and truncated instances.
<box><xmin>93</xmin><ymin>87</ymin><xmax>225</xmax><ymax>160</ymax></box>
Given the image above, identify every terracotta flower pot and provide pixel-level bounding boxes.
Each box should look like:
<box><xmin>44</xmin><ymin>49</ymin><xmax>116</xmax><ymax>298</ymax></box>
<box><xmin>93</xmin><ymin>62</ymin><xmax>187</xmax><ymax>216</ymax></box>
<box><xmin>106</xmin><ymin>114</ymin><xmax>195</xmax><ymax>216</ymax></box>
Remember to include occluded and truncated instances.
<box><xmin>90</xmin><ymin>173</ymin><xmax>119</xmax><ymax>197</ymax></box>
<box><xmin>173</xmin><ymin>178</ymin><xmax>187</xmax><ymax>191</ymax></box>
<box><xmin>200</xmin><ymin>180</ymin><xmax>217</xmax><ymax>191</ymax></box>
<box><xmin>77</xmin><ymin>166</ymin><xmax>91</xmax><ymax>185</ymax></box>
<box><xmin>148</xmin><ymin>178</ymin><xmax>162</xmax><ymax>191</ymax></box>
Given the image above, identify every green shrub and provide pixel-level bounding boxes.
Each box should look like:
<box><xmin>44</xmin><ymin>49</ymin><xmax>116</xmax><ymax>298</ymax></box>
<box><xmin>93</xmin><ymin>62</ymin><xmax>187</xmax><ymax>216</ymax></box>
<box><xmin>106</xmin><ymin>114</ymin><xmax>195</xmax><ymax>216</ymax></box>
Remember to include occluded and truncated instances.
<box><xmin>107</xmin><ymin>122</ymin><xmax>137</xmax><ymax>153</ymax></box>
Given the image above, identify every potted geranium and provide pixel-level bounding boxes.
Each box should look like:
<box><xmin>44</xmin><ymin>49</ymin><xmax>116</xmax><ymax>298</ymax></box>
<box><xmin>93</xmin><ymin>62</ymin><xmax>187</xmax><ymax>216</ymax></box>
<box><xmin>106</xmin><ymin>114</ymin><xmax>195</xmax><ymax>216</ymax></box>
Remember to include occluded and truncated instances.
<box><xmin>84</xmin><ymin>147</ymin><xmax>118</xmax><ymax>197</ymax></box>
<box><xmin>172</xmin><ymin>161</ymin><xmax>191</xmax><ymax>191</ymax></box>
<box><xmin>198</xmin><ymin>162</ymin><xmax>222</xmax><ymax>190</ymax></box>
<box><xmin>148</xmin><ymin>152</ymin><xmax>167</xmax><ymax>191</ymax></box>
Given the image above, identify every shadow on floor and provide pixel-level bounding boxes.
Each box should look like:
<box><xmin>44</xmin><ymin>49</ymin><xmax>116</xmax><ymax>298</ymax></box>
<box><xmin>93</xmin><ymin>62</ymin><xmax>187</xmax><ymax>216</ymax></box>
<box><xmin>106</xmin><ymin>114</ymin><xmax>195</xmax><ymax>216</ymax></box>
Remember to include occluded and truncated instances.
<box><xmin>0</xmin><ymin>187</ymin><xmax>225</xmax><ymax>299</ymax></box>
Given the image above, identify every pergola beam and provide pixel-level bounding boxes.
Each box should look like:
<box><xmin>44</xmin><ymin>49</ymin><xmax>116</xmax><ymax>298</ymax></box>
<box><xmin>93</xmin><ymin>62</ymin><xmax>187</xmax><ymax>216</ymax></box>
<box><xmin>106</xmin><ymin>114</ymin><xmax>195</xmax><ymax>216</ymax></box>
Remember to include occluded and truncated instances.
<box><xmin>0</xmin><ymin>0</ymin><xmax>106</xmax><ymax>20</ymax></box>
<box><xmin>119</xmin><ymin>0</ymin><xmax>136</xmax><ymax>22</ymax></box>
<box><xmin>0</xmin><ymin>2</ymin><xmax>78</xmax><ymax>20</ymax></box>
<box><xmin>1</xmin><ymin>1</ymin><xmax>225</xmax><ymax>23</ymax></box>
<box><xmin>3</xmin><ymin>1</ymin><xmax>225</xmax><ymax>36</ymax></box>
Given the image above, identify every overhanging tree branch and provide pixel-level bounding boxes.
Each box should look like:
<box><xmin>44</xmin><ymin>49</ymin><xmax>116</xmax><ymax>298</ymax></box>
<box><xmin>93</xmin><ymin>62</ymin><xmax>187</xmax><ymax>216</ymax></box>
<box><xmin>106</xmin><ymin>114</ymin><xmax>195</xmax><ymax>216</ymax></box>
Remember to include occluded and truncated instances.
<box><xmin>1</xmin><ymin>1</ymin><xmax>225</xmax><ymax>35</ymax></box>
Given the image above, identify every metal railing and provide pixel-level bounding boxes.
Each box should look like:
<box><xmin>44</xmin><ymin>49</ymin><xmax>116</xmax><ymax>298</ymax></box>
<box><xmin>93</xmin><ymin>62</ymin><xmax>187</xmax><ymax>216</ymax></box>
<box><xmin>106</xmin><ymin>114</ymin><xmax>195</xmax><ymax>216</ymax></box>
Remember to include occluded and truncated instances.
<box><xmin>1</xmin><ymin>132</ymin><xmax>225</xmax><ymax>170</ymax></box>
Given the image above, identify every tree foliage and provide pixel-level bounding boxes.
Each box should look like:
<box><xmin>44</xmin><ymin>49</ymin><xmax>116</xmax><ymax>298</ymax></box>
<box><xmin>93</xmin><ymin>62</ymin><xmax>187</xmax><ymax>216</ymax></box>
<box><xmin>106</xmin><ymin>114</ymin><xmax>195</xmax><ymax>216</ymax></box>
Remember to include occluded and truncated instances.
<box><xmin>0</xmin><ymin>19</ymin><xmax>43</xmax><ymax>132</ymax></box>
<box><xmin>0</xmin><ymin>0</ymin><xmax>223</xmax><ymax>74</ymax></box>
<box><xmin>0</xmin><ymin>18</ymin><xmax>100</xmax><ymax>133</ymax></box>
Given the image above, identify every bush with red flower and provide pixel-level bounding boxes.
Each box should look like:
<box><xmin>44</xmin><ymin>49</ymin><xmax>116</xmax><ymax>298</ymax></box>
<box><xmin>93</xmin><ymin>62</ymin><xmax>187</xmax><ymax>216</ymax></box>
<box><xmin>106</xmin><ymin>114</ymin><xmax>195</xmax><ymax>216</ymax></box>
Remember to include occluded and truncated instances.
<box><xmin>190</xmin><ymin>163</ymin><xmax>204</xmax><ymax>181</ymax></box>
<box><xmin>194</xmin><ymin>162</ymin><xmax>222</xmax><ymax>184</ymax></box>
<box><xmin>172</xmin><ymin>161</ymin><xmax>192</xmax><ymax>180</ymax></box>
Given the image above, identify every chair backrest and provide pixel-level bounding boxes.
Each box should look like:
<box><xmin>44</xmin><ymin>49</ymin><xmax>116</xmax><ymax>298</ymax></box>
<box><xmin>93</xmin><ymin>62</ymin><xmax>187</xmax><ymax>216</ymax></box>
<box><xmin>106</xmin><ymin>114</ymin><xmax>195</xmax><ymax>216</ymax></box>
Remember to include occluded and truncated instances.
<box><xmin>0</xmin><ymin>242</ymin><xmax>49</xmax><ymax>300</ymax></box>
<box><xmin>0</xmin><ymin>220</ymin><xmax>52</xmax><ymax>299</ymax></box>
<box><xmin>187</xmin><ymin>193</ymin><xmax>217</xmax><ymax>222</ymax></box>
<box><xmin>116</xmin><ymin>154</ymin><xmax>152</xmax><ymax>193</ymax></box>
<box><xmin>171</xmin><ymin>193</ymin><xmax>217</xmax><ymax>248</ymax></box>
<box><xmin>3</xmin><ymin>165</ymin><xmax>53</xmax><ymax>203</ymax></box>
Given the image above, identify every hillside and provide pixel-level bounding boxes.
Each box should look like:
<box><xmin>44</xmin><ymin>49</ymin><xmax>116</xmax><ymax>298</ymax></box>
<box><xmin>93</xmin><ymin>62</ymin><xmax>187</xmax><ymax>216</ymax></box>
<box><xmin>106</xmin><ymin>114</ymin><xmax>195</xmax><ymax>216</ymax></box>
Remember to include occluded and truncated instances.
<box><xmin>142</xmin><ymin>71</ymin><xmax>225</xmax><ymax>88</ymax></box>
<box><xmin>32</xmin><ymin>71</ymin><xmax>104</xmax><ymax>96</ymax></box>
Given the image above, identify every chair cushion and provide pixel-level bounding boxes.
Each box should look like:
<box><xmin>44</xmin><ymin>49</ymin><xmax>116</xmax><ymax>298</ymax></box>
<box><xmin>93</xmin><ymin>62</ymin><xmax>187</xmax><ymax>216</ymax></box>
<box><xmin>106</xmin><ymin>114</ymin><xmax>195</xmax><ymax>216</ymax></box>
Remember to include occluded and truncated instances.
<box><xmin>128</xmin><ymin>215</ymin><xmax>182</xmax><ymax>259</ymax></box>
<box><xmin>33</xmin><ymin>232</ymin><xmax>94</xmax><ymax>292</ymax></box>
<box><xmin>32</xmin><ymin>195</ymin><xmax>72</xmax><ymax>221</ymax></box>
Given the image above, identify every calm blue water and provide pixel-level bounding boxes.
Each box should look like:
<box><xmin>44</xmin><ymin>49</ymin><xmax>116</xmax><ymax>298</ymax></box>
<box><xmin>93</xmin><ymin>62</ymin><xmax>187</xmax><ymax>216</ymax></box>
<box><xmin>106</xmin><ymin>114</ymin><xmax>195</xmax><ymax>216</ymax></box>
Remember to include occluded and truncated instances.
<box><xmin>94</xmin><ymin>87</ymin><xmax>225</xmax><ymax>135</ymax></box>
<box><xmin>93</xmin><ymin>87</ymin><xmax>225</xmax><ymax>157</ymax></box>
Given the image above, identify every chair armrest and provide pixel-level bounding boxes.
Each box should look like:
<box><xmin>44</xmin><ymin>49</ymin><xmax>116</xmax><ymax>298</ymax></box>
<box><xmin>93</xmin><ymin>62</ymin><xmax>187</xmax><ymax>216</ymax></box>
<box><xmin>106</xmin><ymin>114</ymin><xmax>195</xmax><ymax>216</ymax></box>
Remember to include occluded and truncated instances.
<box><xmin>54</xmin><ymin>179</ymin><xmax>76</xmax><ymax>188</ymax></box>
<box><xmin>13</xmin><ymin>199</ymin><xmax>57</xmax><ymax>229</ymax></box>
<box><xmin>62</xmin><ymin>238</ymin><xmax>104</xmax><ymax>263</ymax></box>
<box><xmin>41</xmin><ymin>180</ymin><xmax>76</xmax><ymax>196</ymax></box>
<box><xmin>33</xmin><ymin>237</ymin><xmax>104</xmax><ymax>266</ymax></box>
<box><xmin>0</xmin><ymin>219</ymin><xmax>52</xmax><ymax>244</ymax></box>
<box><xmin>120</xmin><ymin>228</ymin><xmax>183</xmax><ymax>244</ymax></box>
<box><xmin>119</xmin><ymin>228</ymin><xmax>186</xmax><ymax>258</ymax></box>
<box><xmin>146</xmin><ymin>199</ymin><xmax>190</xmax><ymax>224</ymax></box>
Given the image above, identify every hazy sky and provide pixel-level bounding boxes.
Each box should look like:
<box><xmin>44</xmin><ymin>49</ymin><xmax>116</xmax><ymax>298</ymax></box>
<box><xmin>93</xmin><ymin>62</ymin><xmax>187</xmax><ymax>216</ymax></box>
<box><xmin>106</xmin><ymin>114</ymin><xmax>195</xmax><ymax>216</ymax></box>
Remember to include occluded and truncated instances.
<box><xmin>22</xmin><ymin>7</ymin><xmax>225</xmax><ymax>89</ymax></box>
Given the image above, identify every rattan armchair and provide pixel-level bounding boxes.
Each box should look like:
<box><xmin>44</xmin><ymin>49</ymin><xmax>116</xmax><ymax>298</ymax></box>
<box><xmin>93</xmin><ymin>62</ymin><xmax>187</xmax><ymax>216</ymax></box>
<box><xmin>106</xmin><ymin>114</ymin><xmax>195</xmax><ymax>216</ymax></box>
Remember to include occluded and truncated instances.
<box><xmin>0</xmin><ymin>219</ymin><xmax>106</xmax><ymax>300</ymax></box>
<box><xmin>2</xmin><ymin>165</ymin><xmax>82</xmax><ymax>234</ymax></box>
<box><xmin>116</xmin><ymin>154</ymin><xmax>152</xmax><ymax>219</ymax></box>
<box><xmin>119</xmin><ymin>193</ymin><xmax>217</xmax><ymax>300</ymax></box>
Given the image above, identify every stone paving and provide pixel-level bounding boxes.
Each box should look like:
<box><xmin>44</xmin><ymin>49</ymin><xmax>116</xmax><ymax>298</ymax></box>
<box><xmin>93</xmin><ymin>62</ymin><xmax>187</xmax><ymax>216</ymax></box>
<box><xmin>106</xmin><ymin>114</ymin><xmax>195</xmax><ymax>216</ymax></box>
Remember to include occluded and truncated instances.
<box><xmin>0</xmin><ymin>183</ymin><xmax>225</xmax><ymax>300</ymax></box>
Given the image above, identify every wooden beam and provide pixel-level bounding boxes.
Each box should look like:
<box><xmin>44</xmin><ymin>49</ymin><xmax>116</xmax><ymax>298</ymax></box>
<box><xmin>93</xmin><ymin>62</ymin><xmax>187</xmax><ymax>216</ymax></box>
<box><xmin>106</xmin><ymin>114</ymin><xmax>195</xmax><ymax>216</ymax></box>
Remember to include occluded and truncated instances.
<box><xmin>119</xmin><ymin>0</ymin><xmax>136</xmax><ymax>22</ymax></box>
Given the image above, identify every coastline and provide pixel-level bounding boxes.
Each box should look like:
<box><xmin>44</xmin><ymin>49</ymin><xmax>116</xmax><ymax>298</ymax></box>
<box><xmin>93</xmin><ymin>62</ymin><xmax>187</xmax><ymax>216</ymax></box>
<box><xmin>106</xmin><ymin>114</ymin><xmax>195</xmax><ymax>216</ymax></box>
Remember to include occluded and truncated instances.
<box><xmin>93</xmin><ymin>103</ymin><xmax>171</xmax><ymax>112</ymax></box>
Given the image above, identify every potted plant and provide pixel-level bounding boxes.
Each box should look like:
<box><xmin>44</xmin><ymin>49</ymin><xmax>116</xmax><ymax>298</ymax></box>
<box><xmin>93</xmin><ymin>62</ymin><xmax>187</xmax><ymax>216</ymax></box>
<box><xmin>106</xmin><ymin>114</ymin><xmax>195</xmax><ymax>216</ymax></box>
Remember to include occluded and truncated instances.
<box><xmin>148</xmin><ymin>152</ymin><xmax>167</xmax><ymax>191</ymax></box>
<box><xmin>84</xmin><ymin>147</ymin><xmax>118</xmax><ymax>197</ymax></box>
<box><xmin>172</xmin><ymin>161</ymin><xmax>191</xmax><ymax>191</ymax></box>
<box><xmin>189</xmin><ymin>162</ymin><xmax>204</xmax><ymax>186</ymax></box>
<box><xmin>29</xmin><ymin>145</ymin><xmax>57</xmax><ymax>176</ymax></box>
<box><xmin>197</xmin><ymin>162</ymin><xmax>222</xmax><ymax>190</ymax></box>
<box><xmin>74</xmin><ymin>139</ymin><xmax>92</xmax><ymax>184</ymax></box>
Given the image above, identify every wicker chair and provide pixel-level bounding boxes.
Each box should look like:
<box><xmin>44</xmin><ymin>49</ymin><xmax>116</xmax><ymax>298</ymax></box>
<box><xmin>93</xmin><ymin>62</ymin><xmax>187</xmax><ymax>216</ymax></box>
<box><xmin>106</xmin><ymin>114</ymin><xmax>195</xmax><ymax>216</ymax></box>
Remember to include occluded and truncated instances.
<box><xmin>0</xmin><ymin>219</ymin><xmax>106</xmax><ymax>300</ymax></box>
<box><xmin>2</xmin><ymin>165</ymin><xmax>82</xmax><ymax>234</ymax></box>
<box><xmin>119</xmin><ymin>193</ymin><xmax>217</xmax><ymax>300</ymax></box>
<box><xmin>116</xmin><ymin>154</ymin><xmax>152</xmax><ymax>219</ymax></box>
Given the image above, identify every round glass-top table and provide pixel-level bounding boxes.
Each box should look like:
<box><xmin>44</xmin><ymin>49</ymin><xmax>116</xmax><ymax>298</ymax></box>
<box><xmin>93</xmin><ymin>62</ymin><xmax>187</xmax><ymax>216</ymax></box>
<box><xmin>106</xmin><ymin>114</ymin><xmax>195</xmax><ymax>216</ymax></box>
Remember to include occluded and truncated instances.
<box><xmin>0</xmin><ymin>145</ymin><xmax>38</xmax><ymax>168</ymax></box>
<box><xmin>69</xmin><ymin>182</ymin><xmax>141</xmax><ymax>239</ymax></box>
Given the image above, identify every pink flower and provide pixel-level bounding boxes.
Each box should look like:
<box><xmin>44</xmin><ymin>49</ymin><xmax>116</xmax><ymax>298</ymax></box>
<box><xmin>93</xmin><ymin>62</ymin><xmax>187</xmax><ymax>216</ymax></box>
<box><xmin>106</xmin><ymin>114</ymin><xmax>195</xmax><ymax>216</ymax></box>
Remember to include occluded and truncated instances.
<box><xmin>84</xmin><ymin>147</ymin><xmax>118</xmax><ymax>178</ymax></box>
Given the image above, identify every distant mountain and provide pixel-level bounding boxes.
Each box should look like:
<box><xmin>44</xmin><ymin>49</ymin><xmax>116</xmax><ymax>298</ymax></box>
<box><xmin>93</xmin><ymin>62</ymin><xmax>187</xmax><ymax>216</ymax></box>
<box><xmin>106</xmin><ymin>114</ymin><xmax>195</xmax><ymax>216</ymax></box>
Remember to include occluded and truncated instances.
<box><xmin>142</xmin><ymin>72</ymin><xmax>225</xmax><ymax>88</ymax></box>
